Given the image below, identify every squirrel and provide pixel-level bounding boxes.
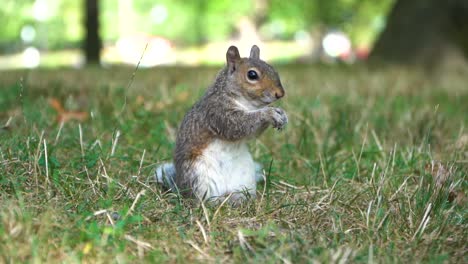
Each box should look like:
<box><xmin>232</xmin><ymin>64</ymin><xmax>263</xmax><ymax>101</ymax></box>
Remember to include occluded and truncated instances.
<box><xmin>155</xmin><ymin>45</ymin><xmax>288</xmax><ymax>204</ymax></box>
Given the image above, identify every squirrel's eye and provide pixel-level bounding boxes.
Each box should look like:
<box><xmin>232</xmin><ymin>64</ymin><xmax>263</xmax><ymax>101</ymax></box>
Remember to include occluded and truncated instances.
<box><xmin>247</xmin><ymin>70</ymin><xmax>259</xmax><ymax>81</ymax></box>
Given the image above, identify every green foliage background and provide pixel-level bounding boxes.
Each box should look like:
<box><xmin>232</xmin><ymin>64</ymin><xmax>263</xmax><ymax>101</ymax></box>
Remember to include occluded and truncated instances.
<box><xmin>1</xmin><ymin>0</ymin><xmax>394</xmax><ymax>51</ymax></box>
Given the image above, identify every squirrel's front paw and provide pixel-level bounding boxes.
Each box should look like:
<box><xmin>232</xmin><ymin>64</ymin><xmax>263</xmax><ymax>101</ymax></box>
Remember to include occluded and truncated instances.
<box><xmin>269</xmin><ymin>107</ymin><xmax>288</xmax><ymax>130</ymax></box>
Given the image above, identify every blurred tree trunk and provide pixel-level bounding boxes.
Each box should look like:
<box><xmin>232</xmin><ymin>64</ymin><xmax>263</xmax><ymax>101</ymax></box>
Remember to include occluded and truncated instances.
<box><xmin>235</xmin><ymin>0</ymin><xmax>268</xmax><ymax>44</ymax></box>
<box><xmin>84</xmin><ymin>0</ymin><xmax>102</xmax><ymax>65</ymax></box>
<box><xmin>370</xmin><ymin>0</ymin><xmax>468</xmax><ymax>68</ymax></box>
<box><xmin>253</xmin><ymin>0</ymin><xmax>269</xmax><ymax>29</ymax></box>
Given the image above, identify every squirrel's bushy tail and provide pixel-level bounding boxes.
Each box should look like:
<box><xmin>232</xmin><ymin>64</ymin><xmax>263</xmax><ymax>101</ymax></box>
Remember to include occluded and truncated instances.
<box><xmin>254</xmin><ymin>162</ymin><xmax>265</xmax><ymax>182</ymax></box>
<box><xmin>155</xmin><ymin>163</ymin><xmax>177</xmax><ymax>190</ymax></box>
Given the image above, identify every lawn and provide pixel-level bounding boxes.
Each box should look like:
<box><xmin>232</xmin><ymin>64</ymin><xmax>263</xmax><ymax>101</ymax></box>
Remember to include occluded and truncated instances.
<box><xmin>0</xmin><ymin>65</ymin><xmax>466</xmax><ymax>263</ymax></box>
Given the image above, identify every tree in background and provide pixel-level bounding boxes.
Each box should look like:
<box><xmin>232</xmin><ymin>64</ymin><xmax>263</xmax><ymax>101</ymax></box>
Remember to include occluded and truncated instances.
<box><xmin>370</xmin><ymin>0</ymin><xmax>468</xmax><ymax>67</ymax></box>
<box><xmin>1</xmin><ymin>0</ymin><xmax>390</xmax><ymax>55</ymax></box>
<box><xmin>84</xmin><ymin>0</ymin><xmax>101</xmax><ymax>64</ymax></box>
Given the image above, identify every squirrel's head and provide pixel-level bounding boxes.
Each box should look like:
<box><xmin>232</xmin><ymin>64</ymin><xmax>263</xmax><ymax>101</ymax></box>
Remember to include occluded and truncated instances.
<box><xmin>225</xmin><ymin>45</ymin><xmax>285</xmax><ymax>107</ymax></box>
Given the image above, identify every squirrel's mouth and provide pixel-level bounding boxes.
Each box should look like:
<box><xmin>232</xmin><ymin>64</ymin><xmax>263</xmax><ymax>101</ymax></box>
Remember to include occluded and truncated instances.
<box><xmin>259</xmin><ymin>90</ymin><xmax>281</xmax><ymax>105</ymax></box>
<box><xmin>260</xmin><ymin>96</ymin><xmax>277</xmax><ymax>105</ymax></box>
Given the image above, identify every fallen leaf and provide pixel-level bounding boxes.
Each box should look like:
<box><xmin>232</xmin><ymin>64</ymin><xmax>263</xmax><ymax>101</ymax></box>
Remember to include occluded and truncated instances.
<box><xmin>57</xmin><ymin>111</ymin><xmax>88</xmax><ymax>123</ymax></box>
<box><xmin>49</xmin><ymin>98</ymin><xmax>88</xmax><ymax>123</ymax></box>
<box><xmin>82</xmin><ymin>242</ymin><xmax>92</xmax><ymax>254</ymax></box>
<box><xmin>49</xmin><ymin>98</ymin><xmax>65</xmax><ymax>113</ymax></box>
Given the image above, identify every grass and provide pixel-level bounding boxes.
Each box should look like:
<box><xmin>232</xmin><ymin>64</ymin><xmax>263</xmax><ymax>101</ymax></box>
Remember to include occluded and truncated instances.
<box><xmin>0</xmin><ymin>65</ymin><xmax>466</xmax><ymax>263</ymax></box>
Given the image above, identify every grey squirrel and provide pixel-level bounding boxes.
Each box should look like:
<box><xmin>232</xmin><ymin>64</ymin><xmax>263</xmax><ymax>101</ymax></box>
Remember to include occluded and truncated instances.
<box><xmin>155</xmin><ymin>45</ymin><xmax>288</xmax><ymax>204</ymax></box>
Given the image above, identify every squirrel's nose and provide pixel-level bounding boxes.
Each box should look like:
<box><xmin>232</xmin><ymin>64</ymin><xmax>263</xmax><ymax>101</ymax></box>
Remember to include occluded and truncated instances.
<box><xmin>275</xmin><ymin>90</ymin><xmax>284</xmax><ymax>99</ymax></box>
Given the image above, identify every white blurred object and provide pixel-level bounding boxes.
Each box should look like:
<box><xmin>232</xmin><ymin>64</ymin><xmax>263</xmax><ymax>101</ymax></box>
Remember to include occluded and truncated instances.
<box><xmin>33</xmin><ymin>0</ymin><xmax>53</xmax><ymax>21</ymax></box>
<box><xmin>116</xmin><ymin>34</ymin><xmax>174</xmax><ymax>67</ymax></box>
<box><xmin>322</xmin><ymin>31</ymin><xmax>351</xmax><ymax>58</ymax></box>
<box><xmin>22</xmin><ymin>47</ymin><xmax>41</xmax><ymax>68</ymax></box>
<box><xmin>21</xmin><ymin>25</ymin><xmax>36</xmax><ymax>43</ymax></box>
<box><xmin>150</xmin><ymin>4</ymin><xmax>168</xmax><ymax>25</ymax></box>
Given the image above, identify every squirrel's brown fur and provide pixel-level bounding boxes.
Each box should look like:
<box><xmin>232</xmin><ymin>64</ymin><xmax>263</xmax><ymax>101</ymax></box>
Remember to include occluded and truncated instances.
<box><xmin>156</xmin><ymin>45</ymin><xmax>288</xmax><ymax>204</ymax></box>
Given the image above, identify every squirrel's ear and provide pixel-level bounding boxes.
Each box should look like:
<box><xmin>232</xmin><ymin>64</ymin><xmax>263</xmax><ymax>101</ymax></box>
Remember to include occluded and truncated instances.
<box><xmin>250</xmin><ymin>45</ymin><xmax>260</xmax><ymax>60</ymax></box>
<box><xmin>226</xmin><ymin>46</ymin><xmax>240</xmax><ymax>73</ymax></box>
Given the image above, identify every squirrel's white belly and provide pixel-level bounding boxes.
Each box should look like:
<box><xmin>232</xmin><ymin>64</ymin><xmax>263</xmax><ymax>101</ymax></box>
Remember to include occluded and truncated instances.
<box><xmin>194</xmin><ymin>139</ymin><xmax>256</xmax><ymax>199</ymax></box>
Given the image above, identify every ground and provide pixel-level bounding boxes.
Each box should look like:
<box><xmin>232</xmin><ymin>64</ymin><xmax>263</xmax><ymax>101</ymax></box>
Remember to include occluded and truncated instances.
<box><xmin>0</xmin><ymin>65</ymin><xmax>466</xmax><ymax>263</ymax></box>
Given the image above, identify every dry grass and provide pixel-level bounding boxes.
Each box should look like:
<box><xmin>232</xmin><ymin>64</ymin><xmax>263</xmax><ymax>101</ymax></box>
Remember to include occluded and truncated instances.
<box><xmin>0</xmin><ymin>65</ymin><xmax>467</xmax><ymax>263</ymax></box>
